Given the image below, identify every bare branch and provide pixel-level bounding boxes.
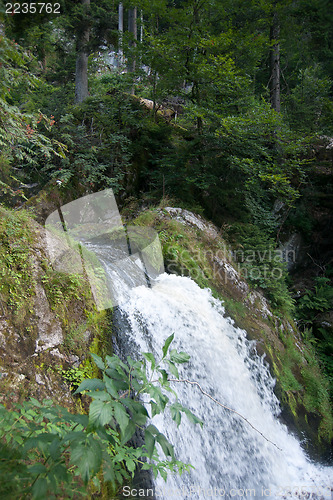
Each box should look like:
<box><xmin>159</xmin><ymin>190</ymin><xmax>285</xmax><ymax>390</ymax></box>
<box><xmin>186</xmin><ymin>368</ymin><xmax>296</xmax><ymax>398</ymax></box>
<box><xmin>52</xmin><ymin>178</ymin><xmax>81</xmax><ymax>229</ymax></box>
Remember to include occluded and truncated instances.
<box><xmin>306</xmin><ymin>253</ymin><xmax>326</xmax><ymax>273</ymax></box>
<box><xmin>168</xmin><ymin>378</ymin><xmax>283</xmax><ymax>452</ymax></box>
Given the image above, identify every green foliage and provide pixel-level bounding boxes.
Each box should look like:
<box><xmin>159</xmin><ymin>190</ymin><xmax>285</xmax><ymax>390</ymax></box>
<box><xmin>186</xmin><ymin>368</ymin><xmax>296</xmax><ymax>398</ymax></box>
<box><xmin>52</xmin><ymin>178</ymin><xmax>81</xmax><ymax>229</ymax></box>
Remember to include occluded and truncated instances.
<box><xmin>270</xmin><ymin>328</ymin><xmax>333</xmax><ymax>441</ymax></box>
<box><xmin>41</xmin><ymin>270</ymin><xmax>87</xmax><ymax>312</ymax></box>
<box><xmin>313</xmin><ymin>328</ymin><xmax>333</xmax><ymax>400</ymax></box>
<box><xmin>298</xmin><ymin>277</ymin><xmax>333</xmax><ymax>318</ymax></box>
<box><xmin>0</xmin><ymin>208</ymin><xmax>36</xmax><ymax>326</ymax></box>
<box><xmin>63</xmin><ymin>322</ymin><xmax>92</xmax><ymax>358</ymax></box>
<box><xmin>300</xmin><ymin>342</ymin><xmax>333</xmax><ymax>440</ymax></box>
<box><xmin>0</xmin><ymin>335</ymin><xmax>201</xmax><ymax>498</ymax></box>
<box><xmin>285</xmin><ymin>65</ymin><xmax>333</xmax><ymax>134</ymax></box>
<box><xmin>60</xmin><ymin>365</ymin><xmax>93</xmax><ymax>392</ymax></box>
<box><xmin>286</xmin><ymin>203</ymin><xmax>313</xmax><ymax>237</ymax></box>
<box><xmin>226</xmin><ymin>223</ymin><xmax>294</xmax><ymax>312</ymax></box>
<box><xmin>0</xmin><ymin>35</ymin><xmax>66</xmax><ymax>203</ymax></box>
<box><xmin>42</xmin><ymin>86</ymin><xmax>146</xmax><ymax>192</ymax></box>
<box><xmin>280</xmin><ymin>365</ymin><xmax>303</xmax><ymax>393</ymax></box>
<box><xmin>296</xmin><ymin>277</ymin><xmax>333</xmax><ymax>401</ymax></box>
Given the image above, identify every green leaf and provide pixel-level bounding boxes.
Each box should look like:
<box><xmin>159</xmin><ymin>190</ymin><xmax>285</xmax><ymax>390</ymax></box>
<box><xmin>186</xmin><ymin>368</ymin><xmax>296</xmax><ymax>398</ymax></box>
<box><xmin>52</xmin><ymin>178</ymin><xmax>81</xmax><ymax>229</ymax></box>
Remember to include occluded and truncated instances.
<box><xmin>160</xmin><ymin>468</ymin><xmax>167</xmax><ymax>481</ymax></box>
<box><xmin>115</xmin><ymin>470</ymin><xmax>123</xmax><ymax>483</ymax></box>
<box><xmin>29</xmin><ymin>398</ymin><xmax>42</xmax><ymax>408</ymax></box>
<box><xmin>126</xmin><ymin>458</ymin><xmax>136</xmax><ymax>473</ymax></box>
<box><xmin>70</xmin><ymin>435</ymin><xmax>102</xmax><ymax>484</ymax></box>
<box><xmin>49</xmin><ymin>438</ymin><xmax>61</xmax><ymax>461</ymax></box>
<box><xmin>162</xmin><ymin>333</ymin><xmax>174</xmax><ymax>358</ymax></box>
<box><xmin>169</xmin><ymin>349</ymin><xmax>190</xmax><ymax>364</ymax></box>
<box><xmin>24</xmin><ymin>433</ymin><xmax>56</xmax><ymax>453</ymax></box>
<box><xmin>102</xmin><ymin>452</ymin><xmax>115</xmax><ymax>484</ymax></box>
<box><xmin>89</xmin><ymin>400</ymin><xmax>114</xmax><ymax>428</ymax></box>
<box><xmin>148</xmin><ymin>386</ymin><xmax>168</xmax><ymax>410</ymax></box>
<box><xmin>123</xmin><ymin>398</ymin><xmax>149</xmax><ymax>425</ymax></box>
<box><xmin>28</xmin><ymin>463</ymin><xmax>47</xmax><ymax>475</ymax></box>
<box><xmin>170</xmin><ymin>405</ymin><xmax>182</xmax><ymax>426</ymax></box>
<box><xmin>145</xmin><ymin>424</ymin><xmax>160</xmax><ymax>436</ymax></box>
<box><xmin>144</xmin><ymin>429</ymin><xmax>155</xmax><ymax>459</ymax></box>
<box><xmin>156</xmin><ymin>433</ymin><xmax>174</xmax><ymax>459</ymax></box>
<box><xmin>158</xmin><ymin>369</ymin><xmax>169</xmax><ymax>384</ymax></box>
<box><xmin>69</xmin><ymin>414</ymin><xmax>89</xmax><ymax>427</ymax></box>
<box><xmin>104</xmin><ymin>372</ymin><xmax>128</xmax><ymax>390</ymax></box>
<box><xmin>51</xmin><ymin>463</ymin><xmax>68</xmax><ymax>483</ymax></box>
<box><xmin>105</xmin><ymin>355</ymin><xmax>119</xmax><ymax>368</ymax></box>
<box><xmin>131</xmin><ymin>408</ymin><xmax>148</xmax><ymax>426</ymax></box>
<box><xmin>166</xmin><ymin>360</ymin><xmax>179</xmax><ymax>379</ymax></box>
<box><xmin>121</xmin><ymin>420</ymin><xmax>136</xmax><ymax>444</ymax></box>
<box><xmin>32</xmin><ymin>477</ymin><xmax>48</xmax><ymax>499</ymax></box>
<box><xmin>74</xmin><ymin>378</ymin><xmax>105</xmax><ymax>395</ymax></box>
<box><xmin>104</xmin><ymin>376</ymin><xmax>119</xmax><ymax>399</ymax></box>
<box><xmin>88</xmin><ymin>391</ymin><xmax>112</xmax><ymax>402</ymax></box>
<box><xmin>63</xmin><ymin>431</ymin><xmax>87</xmax><ymax>443</ymax></box>
<box><xmin>184</xmin><ymin>408</ymin><xmax>203</xmax><ymax>427</ymax></box>
<box><xmin>150</xmin><ymin>401</ymin><xmax>160</xmax><ymax>417</ymax></box>
<box><xmin>91</xmin><ymin>353</ymin><xmax>105</xmax><ymax>371</ymax></box>
<box><xmin>113</xmin><ymin>402</ymin><xmax>129</xmax><ymax>435</ymax></box>
<box><xmin>143</xmin><ymin>352</ymin><xmax>156</xmax><ymax>371</ymax></box>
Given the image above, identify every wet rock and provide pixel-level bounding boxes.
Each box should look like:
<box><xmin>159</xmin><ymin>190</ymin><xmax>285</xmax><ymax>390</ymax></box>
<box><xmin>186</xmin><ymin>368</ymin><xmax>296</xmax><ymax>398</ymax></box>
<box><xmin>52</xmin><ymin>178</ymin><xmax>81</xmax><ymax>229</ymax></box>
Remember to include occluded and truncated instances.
<box><xmin>163</xmin><ymin>207</ymin><xmax>220</xmax><ymax>239</ymax></box>
<box><xmin>313</xmin><ymin>135</ymin><xmax>333</xmax><ymax>161</ymax></box>
<box><xmin>34</xmin><ymin>282</ymin><xmax>63</xmax><ymax>352</ymax></box>
<box><xmin>247</xmin><ymin>291</ymin><xmax>273</xmax><ymax>319</ymax></box>
<box><xmin>213</xmin><ymin>257</ymin><xmax>249</xmax><ymax>297</ymax></box>
<box><xmin>278</xmin><ymin>232</ymin><xmax>303</xmax><ymax>271</ymax></box>
<box><xmin>35</xmin><ymin>373</ymin><xmax>45</xmax><ymax>385</ymax></box>
<box><xmin>162</xmin><ymin>207</ymin><xmax>273</xmax><ymax>320</ymax></box>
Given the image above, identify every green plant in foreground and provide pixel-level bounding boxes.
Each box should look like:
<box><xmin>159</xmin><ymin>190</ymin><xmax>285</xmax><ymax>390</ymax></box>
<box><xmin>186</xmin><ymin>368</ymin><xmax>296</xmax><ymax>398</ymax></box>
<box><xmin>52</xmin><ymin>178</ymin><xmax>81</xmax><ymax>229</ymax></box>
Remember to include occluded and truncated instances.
<box><xmin>0</xmin><ymin>334</ymin><xmax>201</xmax><ymax>499</ymax></box>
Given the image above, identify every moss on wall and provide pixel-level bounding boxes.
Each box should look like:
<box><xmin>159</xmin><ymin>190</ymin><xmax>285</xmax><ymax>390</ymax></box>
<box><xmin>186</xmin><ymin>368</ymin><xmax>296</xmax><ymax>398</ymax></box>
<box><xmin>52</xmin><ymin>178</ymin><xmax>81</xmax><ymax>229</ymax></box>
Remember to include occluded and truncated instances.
<box><xmin>0</xmin><ymin>206</ymin><xmax>111</xmax><ymax>410</ymax></box>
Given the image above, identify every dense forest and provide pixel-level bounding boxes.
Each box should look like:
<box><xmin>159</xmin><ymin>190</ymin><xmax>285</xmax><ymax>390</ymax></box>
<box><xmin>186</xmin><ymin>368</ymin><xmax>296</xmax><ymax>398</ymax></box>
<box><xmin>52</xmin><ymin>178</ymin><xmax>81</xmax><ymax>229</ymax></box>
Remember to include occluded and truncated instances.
<box><xmin>0</xmin><ymin>0</ymin><xmax>333</xmax><ymax>497</ymax></box>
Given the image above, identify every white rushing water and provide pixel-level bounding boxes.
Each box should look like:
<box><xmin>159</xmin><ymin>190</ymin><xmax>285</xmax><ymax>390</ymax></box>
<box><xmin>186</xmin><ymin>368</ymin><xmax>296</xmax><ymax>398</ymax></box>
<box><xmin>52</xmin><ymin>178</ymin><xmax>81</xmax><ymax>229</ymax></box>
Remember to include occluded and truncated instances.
<box><xmin>84</xmin><ymin>239</ymin><xmax>333</xmax><ymax>500</ymax></box>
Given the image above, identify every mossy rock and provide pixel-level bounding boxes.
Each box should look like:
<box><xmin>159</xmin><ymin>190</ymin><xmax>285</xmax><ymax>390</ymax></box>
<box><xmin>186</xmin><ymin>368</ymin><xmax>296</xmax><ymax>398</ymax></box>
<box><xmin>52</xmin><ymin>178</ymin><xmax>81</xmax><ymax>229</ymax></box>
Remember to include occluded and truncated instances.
<box><xmin>0</xmin><ymin>207</ymin><xmax>111</xmax><ymax>410</ymax></box>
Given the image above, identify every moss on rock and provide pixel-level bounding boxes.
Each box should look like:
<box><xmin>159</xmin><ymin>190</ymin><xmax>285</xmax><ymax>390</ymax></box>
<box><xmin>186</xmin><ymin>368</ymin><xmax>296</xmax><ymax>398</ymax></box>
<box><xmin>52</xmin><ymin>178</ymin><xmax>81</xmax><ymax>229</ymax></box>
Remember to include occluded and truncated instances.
<box><xmin>0</xmin><ymin>206</ymin><xmax>110</xmax><ymax>410</ymax></box>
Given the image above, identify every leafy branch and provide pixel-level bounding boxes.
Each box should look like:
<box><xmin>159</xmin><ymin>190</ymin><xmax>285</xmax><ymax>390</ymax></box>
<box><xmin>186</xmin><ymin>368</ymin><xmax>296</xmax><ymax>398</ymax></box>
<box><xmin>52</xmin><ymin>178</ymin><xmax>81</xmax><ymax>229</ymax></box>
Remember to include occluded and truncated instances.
<box><xmin>0</xmin><ymin>332</ymin><xmax>283</xmax><ymax>499</ymax></box>
<box><xmin>0</xmin><ymin>334</ymin><xmax>200</xmax><ymax>498</ymax></box>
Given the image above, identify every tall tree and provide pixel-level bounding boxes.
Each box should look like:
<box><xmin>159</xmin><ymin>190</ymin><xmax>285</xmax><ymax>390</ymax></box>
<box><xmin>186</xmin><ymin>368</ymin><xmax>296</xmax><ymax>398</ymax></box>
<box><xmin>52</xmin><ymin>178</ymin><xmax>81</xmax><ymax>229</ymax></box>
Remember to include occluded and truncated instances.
<box><xmin>4</xmin><ymin>0</ymin><xmax>118</xmax><ymax>101</ymax></box>
<box><xmin>128</xmin><ymin>6</ymin><xmax>137</xmax><ymax>75</ymax></box>
<box><xmin>75</xmin><ymin>0</ymin><xmax>91</xmax><ymax>103</ymax></box>
<box><xmin>269</xmin><ymin>4</ymin><xmax>280</xmax><ymax>112</ymax></box>
<box><xmin>118</xmin><ymin>2</ymin><xmax>124</xmax><ymax>67</ymax></box>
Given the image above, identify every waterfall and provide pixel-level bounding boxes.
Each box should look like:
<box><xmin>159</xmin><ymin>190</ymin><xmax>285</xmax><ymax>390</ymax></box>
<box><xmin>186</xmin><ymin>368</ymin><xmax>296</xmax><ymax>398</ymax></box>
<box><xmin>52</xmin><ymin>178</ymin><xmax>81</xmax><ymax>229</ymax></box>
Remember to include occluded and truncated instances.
<box><xmin>84</xmin><ymin>240</ymin><xmax>333</xmax><ymax>500</ymax></box>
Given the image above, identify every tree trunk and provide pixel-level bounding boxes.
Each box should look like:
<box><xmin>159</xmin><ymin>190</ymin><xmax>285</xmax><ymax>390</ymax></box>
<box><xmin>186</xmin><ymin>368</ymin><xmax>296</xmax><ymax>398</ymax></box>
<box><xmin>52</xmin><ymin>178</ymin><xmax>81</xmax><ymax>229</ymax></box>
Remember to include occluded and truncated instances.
<box><xmin>118</xmin><ymin>2</ymin><xmax>124</xmax><ymax>67</ymax></box>
<box><xmin>140</xmin><ymin>10</ymin><xmax>143</xmax><ymax>42</ymax></box>
<box><xmin>128</xmin><ymin>7</ymin><xmax>137</xmax><ymax>73</ymax></box>
<box><xmin>270</xmin><ymin>9</ymin><xmax>280</xmax><ymax>112</ymax></box>
<box><xmin>75</xmin><ymin>0</ymin><xmax>90</xmax><ymax>104</ymax></box>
